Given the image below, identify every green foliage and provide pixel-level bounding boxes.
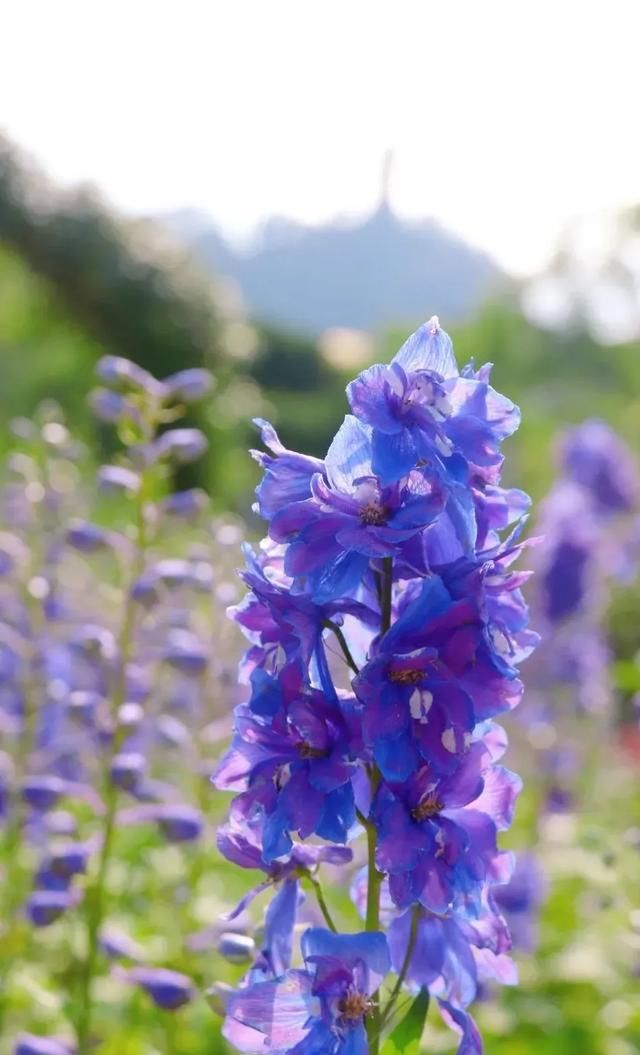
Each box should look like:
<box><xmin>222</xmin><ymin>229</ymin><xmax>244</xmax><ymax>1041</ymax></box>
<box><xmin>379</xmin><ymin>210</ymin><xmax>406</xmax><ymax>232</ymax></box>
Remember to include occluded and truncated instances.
<box><xmin>382</xmin><ymin>988</ymin><xmax>430</xmax><ymax>1055</ymax></box>
<box><xmin>0</xmin><ymin>135</ymin><xmax>249</xmax><ymax>502</ymax></box>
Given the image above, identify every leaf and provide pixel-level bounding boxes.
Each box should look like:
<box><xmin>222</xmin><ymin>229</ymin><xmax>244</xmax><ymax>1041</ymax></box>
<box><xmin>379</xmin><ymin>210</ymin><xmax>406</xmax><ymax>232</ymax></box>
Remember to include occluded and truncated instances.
<box><xmin>613</xmin><ymin>660</ymin><xmax>640</xmax><ymax>694</ymax></box>
<box><xmin>381</xmin><ymin>987</ymin><xmax>430</xmax><ymax>1055</ymax></box>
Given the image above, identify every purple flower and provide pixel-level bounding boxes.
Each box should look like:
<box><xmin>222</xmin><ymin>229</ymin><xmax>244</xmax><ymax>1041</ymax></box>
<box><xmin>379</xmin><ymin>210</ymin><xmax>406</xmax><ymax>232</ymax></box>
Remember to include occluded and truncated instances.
<box><xmin>560</xmin><ymin>419</ymin><xmax>639</xmax><ymax>513</ymax></box>
<box><xmin>251</xmin><ymin>419</ymin><xmax>324</xmax><ymax>522</ymax></box>
<box><xmin>346</xmin><ymin>317</ymin><xmax>519</xmax><ymax>486</ymax></box>
<box><xmin>218</xmin><ymin>315</ymin><xmax>537</xmax><ymax>1055</ymax></box>
<box><xmin>354</xmin><ymin>645</ymin><xmax>475</xmax><ymax>782</ymax></box>
<box><xmin>37</xmin><ymin>841</ymin><xmax>91</xmax><ymax>883</ymax></box>
<box><xmin>164</xmin><ymin>368</ymin><xmax>214</xmax><ymax>403</ymax></box>
<box><xmin>97</xmin><ymin>465</ymin><xmax>141</xmax><ymax>495</ymax></box>
<box><xmin>493</xmin><ymin>852</ymin><xmax>546</xmax><ymax>952</ymax></box>
<box><xmin>218</xmin><ymin>932</ymin><xmax>257</xmax><ymax>965</ymax></box>
<box><xmin>110</xmin><ymin>752</ymin><xmax>146</xmax><ymax>793</ymax></box>
<box><xmin>119</xmin><ymin>966</ymin><xmax>194</xmax><ymax>1010</ymax></box>
<box><xmin>100</xmin><ymin>925</ymin><xmax>145</xmax><ymax>961</ymax></box>
<box><xmin>159</xmin><ymin>488</ymin><xmax>209</xmax><ymax>518</ymax></box>
<box><xmin>231</xmin><ymin>544</ymin><xmax>377</xmax><ymax>678</ymax></box>
<box><xmin>26</xmin><ymin>889</ymin><xmax>78</xmax><ymax>927</ymax></box>
<box><xmin>96</xmin><ymin>355</ymin><xmax>166</xmax><ymax>398</ymax></box>
<box><xmin>223</xmin><ymin>928</ymin><xmax>390</xmax><ymax>1055</ymax></box>
<box><xmin>217</xmin><ymin>794</ymin><xmax>352</xmax><ymax>923</ymax></box>
<box><xmin>372</xmin><ymin>744</ymin><xmax>520</xmax><ymax>915</ymax></box>
<box><xmin>155</xmin><ymin>804</ymin><xmax>204</xmax><ymax>843</ymax></box>
<box><xmin>214</xmin><ymin>688</ymin><xmax>357</xmax><ymax>861</ymax></box>
<box><xmin>269</xmin><ymin>415</ymin><xmax>446</xmax><ymax>602</ymax></box>
<box><xmin>153</xmin><ymin>429</ymin><xmax>208</xmax><ymax>465</ymax></box>
<box><xmin>89</xmin><ymin>388</ymin><xmax>141</xmax><ymax>426</ymax></box>
<box><xmin>162</xmin><ymin>628</ymin><xmax>208</xmax><ymax>676</ymax></box>
<box><xmin>21</xmin><ymin>776</ymin><xmax>66</xmax><ymax>812</ymax></box>
<box><xmin>14</xmin><ymin>1036</ymin><xmax>72</xmax><ymax>1055</ymax></box>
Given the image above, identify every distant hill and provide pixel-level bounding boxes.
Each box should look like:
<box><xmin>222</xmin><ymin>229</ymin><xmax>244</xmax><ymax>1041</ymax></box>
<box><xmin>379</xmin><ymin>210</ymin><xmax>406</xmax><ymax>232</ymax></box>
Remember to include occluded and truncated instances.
<box><xmin>161</xmin><ymin>204</ymin><xmax>504</xmax><ymax>335</ymax></box>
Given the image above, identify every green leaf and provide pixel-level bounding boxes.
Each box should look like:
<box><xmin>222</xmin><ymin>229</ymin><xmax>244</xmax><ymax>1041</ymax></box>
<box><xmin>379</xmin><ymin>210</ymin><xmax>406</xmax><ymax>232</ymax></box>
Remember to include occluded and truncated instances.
<box><xmin>613</xmin><ymin>660</ymin><xmax>640</xmax><ymax>694</ymax></box>
<box><xmin>381</xmin><ymin>987</ymin><xmax>430</xmax><ymax>1055</ymax></box>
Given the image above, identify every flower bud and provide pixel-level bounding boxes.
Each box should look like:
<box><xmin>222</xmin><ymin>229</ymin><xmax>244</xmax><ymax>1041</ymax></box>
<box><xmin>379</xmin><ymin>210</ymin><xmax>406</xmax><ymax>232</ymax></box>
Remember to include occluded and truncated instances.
<box><xmin>0</xmin><ymin>532</ymin><xmax>29</xmax><ymax>576</ymax></box>
<box><xmin>163</xmin><ymin>629</ymin><xmax>208</xmax><ymax>676</ymax></box>
<box><xmin>26</xmin><ymin>889</ymin><xmax>76</xmax><ymax>927</ymax></box>
<box><xmin>43</xmin><ymin>810</ymin><xmax>77</xmax><ymax>837</ymax></box>
<box><xmin>70</xmin><ymin>625</ymin><xmax>117</xmax><ymax>664</ymax></box>
<box><xmin>67</xmin><ymin>691</ymin><xmax>101</xmax><ymax>725</ymax></box>
<box><xmin>217</xmin><ymin>931</ymin><xmax>256</xmax><ymax>964</ymax></box>
<box><xmin>164</xmin><ymin>368</ymin><xmax>215</xmax><ymax>403</ymax></box>
<box><xmin>100</xmin><ymin>925</ymin><xmax>145</xmax><ymax>961</ymax></box>
<box><xmin>121</xmin><ymin>966</ymin><xmax>193</xmax><ymax>1010</ymax></box>
<box><xmin>66</xmin><ymin>519</ymin><xmax>112</xmax><ymax>554</ymax></box>
<box><xmin>156</xmin><ymin>804</ymin><xmax>203</xmax><ymax>843</ymax></box>
<box><xmin>98</xmin><ymin>465</ymin><xmax>141</xmax><ymax>495</ymax></box>
<box><xmin>89</xmin><ymin>388</ymin><xmax>141</xmax><ymax>426</ymax></box>
<box><xmin>50</xmin><ymin>842</ymin><xmax>91</xmax><ymax>877</ymax></box>
<box><xmin>21</xmin><ymin>776</ymin><xmax>66</xmax><ymax>812</ymax></box>
<box><xmin>110</xmin><ymin>753</ymin><xmax>146</xmax><ymax>793</ymax></box>
<box><xmin>14</xmin><ymin>1035</ymin><xmax>71</xmax><ymax>1055</ymax></box>
<box><xmin>160</xmin><ymin>489</ymin><xmax>209</xmax><ymax>519</ymax></box>
<box><xmin>156</xmin><ymin>714</ymin><xmax>190</xmax><ymax>747</ymax></box>
<box><xmin>153</xmin><ymin>429</ymin><xmax>208</xmax><ymax>465</ymax></box>
<box><xmin>96</xmin><ymin>356</ymin><xmax>165</xmax><ymax>399</ymax></box>
<box><xmin>205</xmin><ymin>981</ymin><xmax>233</xmax><ymax>1016</ymax></box>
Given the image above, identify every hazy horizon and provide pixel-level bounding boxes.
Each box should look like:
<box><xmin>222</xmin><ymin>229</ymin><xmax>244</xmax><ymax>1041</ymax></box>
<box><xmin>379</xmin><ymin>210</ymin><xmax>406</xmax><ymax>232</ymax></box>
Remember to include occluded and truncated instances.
<box><xmin>2</xmin><ymin>0</ymin><xmax>639</xmax><ymax>279</ymax></box>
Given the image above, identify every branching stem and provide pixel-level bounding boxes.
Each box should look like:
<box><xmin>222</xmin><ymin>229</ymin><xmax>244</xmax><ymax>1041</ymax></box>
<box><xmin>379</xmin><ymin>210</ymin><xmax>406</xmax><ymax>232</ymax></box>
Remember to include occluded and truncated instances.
<box><xmin>322</xmin><ymin>619</ymin><xmax>360</xmax><ymax>675</ymax></box>
<box><xmin>381</xmin><ymin>904</ymin><xmax>421</xmax><ymax>1028</ymax></box>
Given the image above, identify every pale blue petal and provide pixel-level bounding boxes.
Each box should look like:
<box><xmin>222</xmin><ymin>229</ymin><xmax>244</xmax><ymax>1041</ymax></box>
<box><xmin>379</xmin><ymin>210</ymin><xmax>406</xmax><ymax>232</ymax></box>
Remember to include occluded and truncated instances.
<box><xmin>392</xmin><ymin>318</ymin><xmax>458</xmax><ymax>378</ymax></box>
<box><xmin>325</xmin><ymin>417</ymin><xmax>374</xmax><ymax>492</ymax></box>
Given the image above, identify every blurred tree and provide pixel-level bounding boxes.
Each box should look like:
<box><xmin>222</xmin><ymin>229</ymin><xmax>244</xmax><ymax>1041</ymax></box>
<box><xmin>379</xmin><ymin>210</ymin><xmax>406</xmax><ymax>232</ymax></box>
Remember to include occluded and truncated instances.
<box><xmin>0</xmin><ymin>135</ymin><xmax>245</xmax><ymax>498</ymax></box>
<box><xmin>383</xmin><ymin>299</ymin><xmax>640</xmax><ymax>501</ymax></box>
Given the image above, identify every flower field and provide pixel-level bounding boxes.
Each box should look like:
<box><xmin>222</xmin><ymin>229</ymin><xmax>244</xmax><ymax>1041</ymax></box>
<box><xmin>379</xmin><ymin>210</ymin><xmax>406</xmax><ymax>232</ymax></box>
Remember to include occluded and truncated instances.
<box><xmin>1</xmin><ymin>319</ymin><xmax>639</xmax><ymax>1055</ymax></box>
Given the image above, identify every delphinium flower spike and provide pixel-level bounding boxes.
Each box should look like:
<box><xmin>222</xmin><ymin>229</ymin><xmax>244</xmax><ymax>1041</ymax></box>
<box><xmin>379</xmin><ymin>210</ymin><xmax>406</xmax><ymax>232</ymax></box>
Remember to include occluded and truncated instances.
<box><xmin>531</xmin><ymin>419</ymin><xmax>639</xmax><ymax>714</ymax></box>
<box><xmin>214</xmin><ymin>316</ymin><xmax>537</xmax><ymax>1054</ymax></box>
<box><xmin>72</xmin><ymin>356</ymin><xmax>216</xmax><ymax>1049</ymax></box>
<box><xmin>0</xmin><ymin>361</ymin><xmax>237</xmax><ymax>1047</ymax></box>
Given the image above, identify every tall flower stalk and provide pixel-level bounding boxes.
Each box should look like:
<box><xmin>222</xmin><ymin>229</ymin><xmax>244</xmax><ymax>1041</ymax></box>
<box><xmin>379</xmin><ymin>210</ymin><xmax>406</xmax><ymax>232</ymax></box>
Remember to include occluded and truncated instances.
<box><xmin>75</xmin><ymin>417</ymin><xmax>151</xmax><ymax>1048</ymax></box>
<box><xmin>214</xmin><ymin>317</ymin><xmax>537</xmax><ymax>1055</ymax></box>
<box><xmin>0</xmin><ymin>360</ymin><xmax>226</xmax><ymax>1050</ymax></box>
<box><xmin>74</xmin><ymin>360</ymin><xmax>214</xmax><ymax>1050</ymax></box>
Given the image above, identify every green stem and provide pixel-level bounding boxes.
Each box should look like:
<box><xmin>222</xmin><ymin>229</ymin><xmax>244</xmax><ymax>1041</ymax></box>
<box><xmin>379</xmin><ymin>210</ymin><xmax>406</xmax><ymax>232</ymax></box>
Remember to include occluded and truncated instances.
<box><xmin>0</xmin><ymin>518</ymin><xmax>50</xmax><ymax>1032</ymax></box>
<box><xmin>322</xmin><ymin>620</ymin><xmax>360</xmax><ymax>675</ymax></box>
<box><xmin>381</xmin><ymin>905</ymin><xmax>420</xmax><ymax>1028</ymax></box>
<box><xmin>364</xmin><ymin>798</ymin><xmax>382</xmax><ymax>1055</ymax></box>
<box><xmin>365</xmin><ymin>557</ymin><xmax>393</xmax><ymax>1055</ymax></box>
<box><xmin>307</xmin><ymin>875</ymin><xmax>338</xmax><ymax>933</ymax></box>
<box><xmin>75</xmin><ymin>472</ymin><xmax>150</xmax><ymax>1052</ymax></box>
<box><xmin>379</xmin><ymin>556</ymin><xmax>393</xmax><ymax>635</ymax></box>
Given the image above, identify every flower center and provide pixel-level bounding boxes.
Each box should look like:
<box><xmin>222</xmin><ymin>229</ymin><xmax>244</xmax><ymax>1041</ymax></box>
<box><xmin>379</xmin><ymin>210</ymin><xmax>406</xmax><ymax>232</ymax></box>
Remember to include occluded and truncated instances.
<box><xmin>338</xmin><ymin>989</ymin><xmax>371</xmax><ymax>1021</ymax></box>
<box><xmin>297</xmin><ymin>741</ymin><xmax>328</xmax><ymax>759</ymax></box>
<box><xmin>389</xmin><ymin>668</ymin><xmax>424</xmax><ymax>685</ymax></box>
<box><xmin>411</xmin><ymin>791</ymin><xmax>443</xmax><ymax>822</ymax></box>
<box><xmin>359</xmin><ymin>503</ymin><xmax>387</xmax><ymax>526</ymax></box>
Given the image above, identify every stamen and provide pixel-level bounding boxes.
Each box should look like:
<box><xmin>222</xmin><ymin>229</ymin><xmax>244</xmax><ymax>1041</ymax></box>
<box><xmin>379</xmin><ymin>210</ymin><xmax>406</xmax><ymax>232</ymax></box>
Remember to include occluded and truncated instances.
<box><xmin>297</xmin><ymin>742</ymin><xmax>327</xmax><ymax>760</ymax></box>
<box><xmin>411</xmin><ymin>791</ymin><xmax>443</xmax><ymax>821</ymax></box>
<box><xmin>338</xmin><ymin>989</ymin><xmax>371</xmax><ymax>1021</ymax></box>
<box><xmin>389</xmin><ymin>668</ymin><xmax>424</xmax><ymax>685</ymax></box>
<box><xmin>359</xmin><ymin>504</ymin><xmax>387</xmax><ymax>526</ymax></box>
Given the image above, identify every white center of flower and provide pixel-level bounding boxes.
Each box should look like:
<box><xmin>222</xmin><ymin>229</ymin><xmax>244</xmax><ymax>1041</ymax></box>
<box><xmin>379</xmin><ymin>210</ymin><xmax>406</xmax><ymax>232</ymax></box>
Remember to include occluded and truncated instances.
<box><xmin>410</xmin><ymin>688</ymin><xmax>433</xmax><ymax>723</ymax></box>
<box><xmin>441</xmin><ymin>727</ymin><xmax>457</xmax><ymax>753</ymax></box>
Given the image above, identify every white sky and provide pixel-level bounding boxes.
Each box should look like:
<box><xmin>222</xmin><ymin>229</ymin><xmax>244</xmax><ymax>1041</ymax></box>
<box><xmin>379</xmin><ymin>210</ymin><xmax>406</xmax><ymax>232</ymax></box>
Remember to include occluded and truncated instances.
<box><xmin>1</xmin><ymin>0</ymin><xmax>639</xmax><ymax>275</ymax></box>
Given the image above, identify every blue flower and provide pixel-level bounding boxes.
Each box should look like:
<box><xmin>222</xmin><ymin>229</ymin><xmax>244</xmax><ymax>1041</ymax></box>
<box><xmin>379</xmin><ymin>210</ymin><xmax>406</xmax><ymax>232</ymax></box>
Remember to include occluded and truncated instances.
<box><xmin>346</xmin><ymin>317</ymin><xmax>519</xmax><ymax>487</ymax></box>
<box><xmin>269</xmin><ymin>415</ymin><xmax>445</xmax><ymax>602</ymax></box>
<box><xmin>213</xmin><ymin>688</ymin><xmax>357</xmax><ymax>861</ymax></box>
<box><xmin>223</xmin><ymin>928</ymin><xmax>390</xmax><ymax>1055</ymax></box>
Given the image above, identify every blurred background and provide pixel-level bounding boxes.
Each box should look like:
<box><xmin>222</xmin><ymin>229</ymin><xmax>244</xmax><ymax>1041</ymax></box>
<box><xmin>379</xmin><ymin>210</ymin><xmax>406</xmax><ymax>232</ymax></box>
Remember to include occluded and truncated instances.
<box><xmin>1</xmin><ymin>2</ymin><xmax>640</xmax><ymax>1053</ymax></box>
